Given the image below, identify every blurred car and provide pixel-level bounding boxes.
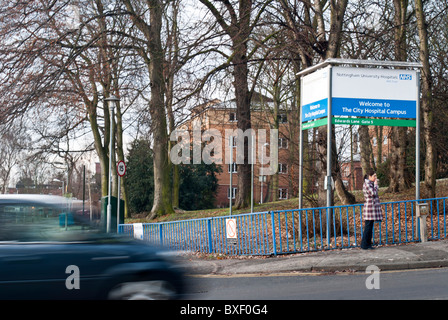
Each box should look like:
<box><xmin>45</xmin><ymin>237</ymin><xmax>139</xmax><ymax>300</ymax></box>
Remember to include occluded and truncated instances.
<box><xmin>0</xmin><ymin>194</ymin><xmax>186</xmax><ymax>300</ymax></box>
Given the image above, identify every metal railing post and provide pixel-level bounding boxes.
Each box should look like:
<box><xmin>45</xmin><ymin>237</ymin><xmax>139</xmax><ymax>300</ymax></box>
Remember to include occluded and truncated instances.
<box><xmin>207</xmin><ymin>218</ymin><xmax>213</xmax><ymax>254</ymax></box>
<box><xmin>270</xmin><ymin>211</ymin><xmax>277</xmax><ymax>255</ymax></box>
<box><xmin>159</xmin><ymin>223</ymin><xmax>163</xmax><ymax>246</ymax></box>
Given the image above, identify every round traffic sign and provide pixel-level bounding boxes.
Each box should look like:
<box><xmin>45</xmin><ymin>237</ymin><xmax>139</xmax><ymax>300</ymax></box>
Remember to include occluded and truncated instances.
<box><xmin>117</xmin><ymin>160</ymin><xmax>126</xmax><ymax>177</ymax></box>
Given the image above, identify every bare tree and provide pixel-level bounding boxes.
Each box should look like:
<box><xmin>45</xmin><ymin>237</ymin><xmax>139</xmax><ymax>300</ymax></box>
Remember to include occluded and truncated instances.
<box><xmin>197</xmin><ymin>0</ymin><xmax>273</xmax><ymax>209</ymax></box>
<box><xmin>0</xmin><ymin>127</ymin><xmax>29</xmax><ymax>193</ymax></box>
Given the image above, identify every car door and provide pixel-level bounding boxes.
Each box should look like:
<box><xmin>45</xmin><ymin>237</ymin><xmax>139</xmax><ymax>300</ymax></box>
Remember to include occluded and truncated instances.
<box><xmin>0</xmin><ymin>242</ymin><xmax>64</xmax><ymax>299</ymax></box>
<box><xmin>0</xmin><ymin>198</ymin><xmax>133</xmax><ymax>299</ymax></box>
<box><xmin>0</xmin><ymin>240</ymin><xmax>134</xmax><ymax>299</ymax></box>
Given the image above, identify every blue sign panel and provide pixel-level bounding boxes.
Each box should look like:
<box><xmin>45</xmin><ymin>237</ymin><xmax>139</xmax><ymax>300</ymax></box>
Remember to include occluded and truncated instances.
<box><xmin>332</xmin><ymin>97</ymin><xmax>416</xmax><ymax>119</ymax></box>
<box><xmin>301</xmin><ymin>98</ymin><xmax>328</xmax><ymax>122</ymax></box>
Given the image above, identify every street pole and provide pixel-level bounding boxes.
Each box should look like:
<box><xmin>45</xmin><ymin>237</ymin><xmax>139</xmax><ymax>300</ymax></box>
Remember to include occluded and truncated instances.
<box><xmin>299</xmin><ymin>76</ymin><xmax>304</xmax><ymax>210</ymax></box>
<box><xmin>229</xmin><ymin>135</ymin><xmax>233</xmax><ymax>216</ymax></box>
<box><xmin>117</xmin><ymin>174</ymin><xmax>121</xmax><ymax>233</ymax></box>
<box><xmin>326</xmin><ymin>66</ymin><xmax>333</xmax><ymax>248</ymax></box>
<box><xmin>105</xmin><ymin>95</ymin><xmax>119</xmax><ymax>233</ymax></box>
<box><xmin>82</xmin><ymin>165</ymin><xmax>85</xmax><ymax>218</ymax></box>
<box><xmin>415</xmin><ymin>71</ymin><xmax>421</xmax><ymax>201</ymax></box>
<box><xmin>251</xmin><ymin>134</ymin><xmax>254</xmax><ymax>213</ymax></box>
<box><xmin>261</xmin><ymin>143</ymin><xmax>268</xmax><ymax>204</ymax></box>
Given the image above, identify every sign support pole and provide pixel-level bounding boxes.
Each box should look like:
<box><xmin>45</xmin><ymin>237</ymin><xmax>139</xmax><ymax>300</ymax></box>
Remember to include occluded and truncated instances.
<box><xmin>298</xmin><ymin>77</ymin><xmax>304</xmax><ymax>210</ymax></box>
<box><xmin>116</xmin><ymin>160</ymin><xmax>126</xmax><ymax>233</ymax></box>
<box><xmin>229</xmin><ymin>136</ymin><xmax>233</xmax><ymax>216</ymax></box>
<box><xmin>326</xmin><ymin>66</ymin><xmax>333</xmax><ymax>247</ymax></box>
<box><xmin>416</xmin><ymin>71</ymin><xmax>421</xmax><ymax>201</ymax></box>
<box><xmin>117</xmin><ymin>175</ymin><xmax>121</xmax><ymax>233</ymax></box>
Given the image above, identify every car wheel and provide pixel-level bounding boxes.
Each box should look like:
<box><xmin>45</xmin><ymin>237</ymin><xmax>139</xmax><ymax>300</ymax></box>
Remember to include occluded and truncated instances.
<box><xmin>107</xmin><ymin>279</ymin><xmax>177</xmax><ymax>300</ymax></box>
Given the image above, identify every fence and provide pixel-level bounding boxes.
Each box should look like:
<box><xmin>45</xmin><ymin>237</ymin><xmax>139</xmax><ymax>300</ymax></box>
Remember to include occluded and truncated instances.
<box><xmin>119</xmin><ymin>197</ymin><xmax>448</xmax><ymax>256</ymax></box>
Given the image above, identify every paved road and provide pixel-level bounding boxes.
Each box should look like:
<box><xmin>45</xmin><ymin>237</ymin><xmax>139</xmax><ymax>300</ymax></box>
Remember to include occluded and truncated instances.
<box><xmin>186</xmin><ymin>267</ymin><xmax>448</xmax><ymax>300</ymax></box>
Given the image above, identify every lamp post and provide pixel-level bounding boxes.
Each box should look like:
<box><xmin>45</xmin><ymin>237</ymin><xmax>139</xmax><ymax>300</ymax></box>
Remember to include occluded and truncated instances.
<box><xmin>105</xmin><ymin>95</ymin><xmax>119</xmax><ymax>233</ymax></box>
<box><xmin>260</xmin><ymin>143</ymin><xmax>269</xmax><ymax>204</ymax></box>
<box><xmin>53</xmin><ymin>162</ymin><xmax>68</xmax><ymax>196</ymax></box>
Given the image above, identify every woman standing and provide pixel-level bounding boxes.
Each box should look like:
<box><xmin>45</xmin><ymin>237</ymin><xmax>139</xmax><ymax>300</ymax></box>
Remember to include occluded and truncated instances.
<box><xmin>361</xmin><ymin>169</ymin><xmax>382</xmax><ymax>250</ymax></box>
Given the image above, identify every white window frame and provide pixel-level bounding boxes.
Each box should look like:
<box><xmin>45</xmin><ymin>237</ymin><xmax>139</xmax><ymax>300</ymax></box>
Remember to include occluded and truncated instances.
<box><xmin>227</xmin><ymin>187</ymin><xmax>237</xmax><ymax>199</ymax></box>
<box><xmin>278</xmin><ymin>163</ymin><xmax>288</xmax><ymax>174</ymax></box>
<box><xmin>228</xmin><ymin>163</ymin><xmax>237</xmax><ymax>173</ymax></box>
<box><xmin>279</xmin><ymin>188</ymin><xmax>288</xmax><ymax>200</ymax></box>
<box><xmin>278</xmin><ymin>137</ymin><xmax>288</xmax><ymax>149</ymax></box>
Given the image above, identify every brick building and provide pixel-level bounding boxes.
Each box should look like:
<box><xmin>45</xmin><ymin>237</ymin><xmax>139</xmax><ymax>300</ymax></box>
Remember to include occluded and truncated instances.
<box><xmin>177</xmin><ymin>95</ymin><xmax>299</xmax><ymax>208</ymax></box>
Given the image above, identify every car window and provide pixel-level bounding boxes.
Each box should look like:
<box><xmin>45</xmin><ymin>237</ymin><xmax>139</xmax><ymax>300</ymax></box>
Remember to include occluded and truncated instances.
<box><xmin>0</xmin><ymin>201</ymin><xmax>99</xmax><ymax>242</ymax></box>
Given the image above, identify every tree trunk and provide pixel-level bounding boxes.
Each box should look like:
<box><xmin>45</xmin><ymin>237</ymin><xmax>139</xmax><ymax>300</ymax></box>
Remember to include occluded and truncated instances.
<box><xmin>123</xmin><ymin>0</ymin><xmax>174</xmax><ymax>218</ymax></box>
<box><xmin>416</xmin><ymin>0</ymin><xmax>436</xmax><ymax>198</ymax></box>
<box><xmin>147</xmin><ymin>0</ymin><xmax>174</xmax><ymax>217</ymax></box>
<box><xmin>233</xmin><ymin>0</ymin><xmax>252</xmax><ymax>210</ymax></box>
<box><xmin>358</xmin><ymin>125</ymin><xmax>374</xmax><ymax>176</ymax></box>
<box><xmin>165</xmin><ymin>0</ymin><xmax>180</xmax><ymax>209</ymax></box>
<box><xmin>389</xmin><ymin>126</ymin><xmax>410</xmax><ymax>192</ymax></box>
<box><xmin>315</xmin><ymin>0</ymin><xmax>354</xmax><ymax>206</ymax></box>
<box><xmin>389</xmin><ymin>0</ymin><xmax>411</xmax><ymax>193</ymax></box>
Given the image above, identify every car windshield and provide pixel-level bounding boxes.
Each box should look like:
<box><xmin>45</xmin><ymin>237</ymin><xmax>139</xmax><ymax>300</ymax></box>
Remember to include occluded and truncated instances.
<box><xmin>0</xmin><ymin>196</ymin><xmax>101</xmax><ymax>242</ymax></box>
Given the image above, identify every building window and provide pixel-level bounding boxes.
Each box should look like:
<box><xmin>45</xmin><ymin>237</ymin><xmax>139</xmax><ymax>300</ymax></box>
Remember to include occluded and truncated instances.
<box><xmin>228</xmin><ymin>163</ymin><xmax>237</xmax><ymax>173</ymax></box>
<box><xmin>278</xmin><ymin>114</ymin><xmax>287</xmax><ymax>123</ymax></box>
<box><xmin>228</xmin><ymin>187</ymin><xmax>237</xmax><ymax>199</ymax></box>
<box><xmin>279</xmin><ymin>188</ymin><xmax>288</xmax><ymax>199</ymax></box>
<box><xmin>278</xmin><ymin>163</ymin><xmax>288</xmax><ymax>174</ymax></box>
<box><xmin>278</xmin><ymin>137</ymin><xmax>288</xmax><ymax>149</ymax></box>
<box><xmin>344</xmin><ymin>166</ymin><xmax>350</xmax><ymax>178</ymax></box>
<box><xmin>229</xmin><ymin>112</ymin><xmax>237</xmax><ymax>122</ymax></box>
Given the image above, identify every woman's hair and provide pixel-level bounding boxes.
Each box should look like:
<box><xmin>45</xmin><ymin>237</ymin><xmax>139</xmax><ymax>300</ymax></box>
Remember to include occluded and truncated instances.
<box><xmin>364</xmin><ymin>169</ymin><xmax>376</xmax><ymax>180</ymax></box>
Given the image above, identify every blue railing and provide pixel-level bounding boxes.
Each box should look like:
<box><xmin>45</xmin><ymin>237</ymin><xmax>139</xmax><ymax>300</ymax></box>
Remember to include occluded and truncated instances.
<box><xmin>119</xmin><ymin>197</ymin><xmax>448</xmax><ymax>256</ymax></box>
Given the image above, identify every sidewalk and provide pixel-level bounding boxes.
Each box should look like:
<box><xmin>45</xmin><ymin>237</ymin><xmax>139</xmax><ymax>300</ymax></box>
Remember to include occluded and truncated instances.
<box><xmin>179</xmin><ymin>239</ymin><xmax>448</xmax><ymax>275</ymax></box>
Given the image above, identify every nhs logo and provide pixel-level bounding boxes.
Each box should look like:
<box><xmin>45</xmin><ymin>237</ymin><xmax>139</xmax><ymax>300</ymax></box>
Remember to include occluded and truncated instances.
<box><xmin>399</xmin><ymin>74</ymin><xmax>412</xmax><ymax>80</ymax></box>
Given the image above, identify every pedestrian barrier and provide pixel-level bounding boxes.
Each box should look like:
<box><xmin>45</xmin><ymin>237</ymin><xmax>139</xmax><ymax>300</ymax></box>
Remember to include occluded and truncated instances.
<box><xmin>119</xmin><ymin>197</ymin><xmax>448</xmax><ymax>256</ymax></box>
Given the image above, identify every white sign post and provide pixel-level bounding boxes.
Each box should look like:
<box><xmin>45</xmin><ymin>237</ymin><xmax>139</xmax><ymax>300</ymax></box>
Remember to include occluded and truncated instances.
<box><xmin>117</xmin><ymin>161</ymin><xmax>126</xmax><ymax>233</ymax></box>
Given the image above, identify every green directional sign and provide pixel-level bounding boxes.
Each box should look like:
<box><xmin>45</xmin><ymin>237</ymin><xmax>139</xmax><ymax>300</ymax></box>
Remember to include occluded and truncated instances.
<box><xmin>332</xmin><ymin>117</ymin><xmax>416</xmax><ymax>127</ymax></box>
<box><xmin>301</xmin><ymin>116</ymin><xmax>415</xmax><ymax>130</ymax></box>
<box><xmin>301</xmin><ymin>117</ymin><xmax>328</xmax><ymax>130</ymax></box>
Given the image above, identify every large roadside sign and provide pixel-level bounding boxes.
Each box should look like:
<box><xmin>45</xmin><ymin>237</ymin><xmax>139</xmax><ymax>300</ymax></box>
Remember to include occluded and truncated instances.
<box><xmin>331</xmin><ymin>67</ymin><xmax>417</xmax><ymax>120</ymax></box>
<box><xmin>301</xmin><ymin>66</ymin><xmax>418</xmax><ymax>130</ymax></box>
<box><xmin>301</xmin><ymin>66</ymin><xmax>330</xmax><ymax>123</ymax></box>
<box><xmin>297</xmin><ymin>58</ymin><xmax>422</xmax><ymax>217</ymax></box>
